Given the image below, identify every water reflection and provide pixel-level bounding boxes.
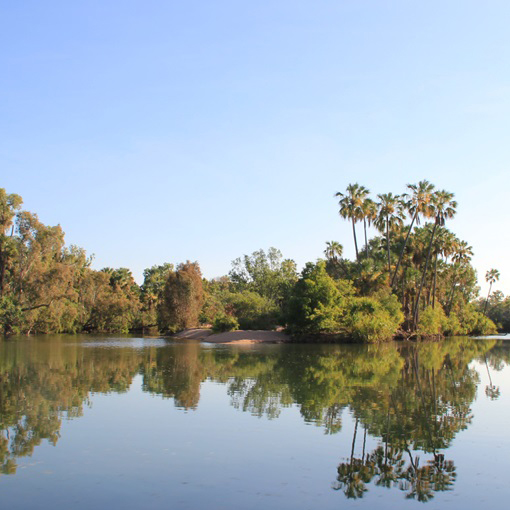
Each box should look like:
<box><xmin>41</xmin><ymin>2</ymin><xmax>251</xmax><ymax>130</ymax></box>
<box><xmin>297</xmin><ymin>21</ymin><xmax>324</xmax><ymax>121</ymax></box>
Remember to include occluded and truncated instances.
<box><xmin>0</xmin><ymin>335</ymin><xmax>508</xmax><ymax>502</ymax></box>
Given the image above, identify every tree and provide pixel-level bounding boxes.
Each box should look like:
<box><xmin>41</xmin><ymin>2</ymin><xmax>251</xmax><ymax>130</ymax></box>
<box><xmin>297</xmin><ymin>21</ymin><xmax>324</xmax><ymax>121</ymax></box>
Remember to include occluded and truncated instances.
<box><xmin>361</xmin><ymin>198</ymin><xmax>377</xmax><ymax>259</ymax></box>
<box><xmin>375</xmin><ymin>193</ymin><xmax>404</xmax><ymax>273</ymax></box>
<box><xmin>285</xmin><ymin>261</ymin><xmax>353</xmax><ymax>334</ymax></box>
<box><xmin>412</xmin><ymin>190</ymin><xmax>457</xmax><ymax>329</ymax></box>
<box><xmin>141</xmin><ymin>263</ymin><xmax>174</xmax><ymax>327</ymax></box>
<box><xmin>446</xmin><ymin>240</ymin><xmax>473</xmax><ymax>313</ymax></box>
<box><xmin>391</xmin><ymin>180</ymin><xmax>435</xmax><ymax>287</ymax></box>
<box><xmin>484</xmin><ymin>269</ymin><xmax>500</xmax><ymax>315</ymax></box>
<box><xmin>229</xmin><ymin>247</ymin><xmax>297</xmax><ymax>304</ymax></box>
<box><xmin>335</xmin><ymin>184</ymin><xmax>370</xmax><ymax>261</ymax></box>
<box><xmin>0</xmin><ymin>189</ymin><xmax>23</xmax><ymax>297</ymax></box>
<box><xmin>158</xmin><ymin>261</ymin><xmax>204</xmax><ymax>333</ymax></box>
<box><xmin>324</xmin><ymin>241</ymin><xmax>343</xmax><ymax>262</ymax></box>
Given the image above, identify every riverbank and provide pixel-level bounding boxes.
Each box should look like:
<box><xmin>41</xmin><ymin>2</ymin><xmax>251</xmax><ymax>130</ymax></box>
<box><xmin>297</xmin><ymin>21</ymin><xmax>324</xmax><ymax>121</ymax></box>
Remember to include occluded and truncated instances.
<box><xmin>171</xmin><ymin>328</ymin><xmax>290</xmax><ymax>344</ymax></box>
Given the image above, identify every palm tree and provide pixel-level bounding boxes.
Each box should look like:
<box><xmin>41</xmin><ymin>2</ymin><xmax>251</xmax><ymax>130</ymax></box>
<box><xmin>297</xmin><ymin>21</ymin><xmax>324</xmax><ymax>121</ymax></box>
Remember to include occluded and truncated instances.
<box><xmin>335</xmin><ymin>184</ymin><xmax>370</xmax><ymax>261</ymax></box>
<box><xmin>412</xmin><ymin>190</ymin><xmax>457</xmax><ymax>329</ymax></box>
<box><xmin>375</xmin><ymin>193</ymin><xmax>404</xmax><ymax>273</ymax></box>
<box><xmin>361</xmin><ymin>198</ymin><xmax>377</xmax><ymax>259</ymax></box>
<box><xmin>446</xmin><ymin>240</ymin><xmax>473</xmax><ymax>314</ymax></box>
<box><xmin>484</xmin><ymin>268</ymin><xmax>500</xmax><ymax>315</ymax></box>
<box><xmin>391</xmin><ymin>180</ymin><xmax>436</xmax><ymax>287</ymax></box>
<box><xmin>324</xmin><ymin>241</ymin><xmax>343</xmax><ymax>262</ymax></box>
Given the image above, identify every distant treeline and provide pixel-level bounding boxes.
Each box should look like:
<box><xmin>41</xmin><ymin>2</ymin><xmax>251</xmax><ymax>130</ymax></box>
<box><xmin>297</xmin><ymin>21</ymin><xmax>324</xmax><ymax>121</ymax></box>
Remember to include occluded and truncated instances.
<box><xmin>0</xmin><ymin>184</ymin><xmax>503</xmax><ymax>340</ymax></box>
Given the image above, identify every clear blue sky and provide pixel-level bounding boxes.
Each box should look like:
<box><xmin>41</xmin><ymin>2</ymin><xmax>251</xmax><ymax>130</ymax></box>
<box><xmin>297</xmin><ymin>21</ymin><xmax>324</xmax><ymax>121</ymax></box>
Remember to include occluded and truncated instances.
<box><xmin>1</xmin><ymin>1</ymin><xmax>509</xmax><ymax>295</ymax></box>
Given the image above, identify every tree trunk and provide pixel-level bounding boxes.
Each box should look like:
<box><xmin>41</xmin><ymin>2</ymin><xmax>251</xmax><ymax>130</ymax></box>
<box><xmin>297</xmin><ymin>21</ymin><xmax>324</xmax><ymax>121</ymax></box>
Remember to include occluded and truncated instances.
<box><xmin>386</xmin><ymin>218</ymin><xmax>391</xmax><ymax>273</ymax></box>
<box><xmin>352</xmin><ymin>218</ymin><xmax>359</xmax><ymax>261</ymax></box>
<box><xmin>364</xmin><ymin>218</ymin><xmax>368</xmax><ymax>259</ymax></box>
<box><xmin>432</xmin><ymin>251</ymin><xmax>438</xmax><ymax>309</ymax></box>
<box><xmin>412</xmin><ymin>221</ymin><xmax>438</xmax><ymax>329</ymax></box>
<box><xmin>447</xmin><ymin>273</ymin><xmax>457</xmax><ymax>316</ymax></box>
<box><xmin>391</xmin><ymin>211</ymin><xmax>417</xmax><ymax>287</ymax></box>
<box><xmin>350</xmin><ymin>418</ymin><xmax>359</xmax><ymax>465</ymax></box>
<box><xmin>484</xmin><ymin>282</ymin><xmax>493</xmax><ymax>315</ymax></box>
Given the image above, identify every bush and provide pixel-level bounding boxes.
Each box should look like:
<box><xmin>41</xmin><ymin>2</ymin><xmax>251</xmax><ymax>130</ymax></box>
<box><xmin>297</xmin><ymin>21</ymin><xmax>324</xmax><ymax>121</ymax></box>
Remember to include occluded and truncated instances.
<box><xmin>212</xmin><ymin>315</ymin><xmax>239</xmax><ymax>333</ymax></box>
<box><xmin>417</xmin><ymin>305</ymin><xmax>447</xmax><ymax>337</ymax></box>
<box><xmin>443</xmin><ymin>312</ymin><xmax>466</xmax><ymax>336</ymax></box>
<box><xmin>457</xmin><ymin>304</ymin><xmax>498</xmax><ymax>336</ymax></box>
<box><xmin>344</xmin><ymin>295</ymin><xmax>403</xmax><ymax>343</ymax></box>
<box><xmin>285</xmin><ymin>261</ymin><xmax>353</xmax><ymax>334</ymax></box>
<box><xmin>227</xmin><ymin>290</ymin><xmax>280</xmax><ymax>330</ymax></box>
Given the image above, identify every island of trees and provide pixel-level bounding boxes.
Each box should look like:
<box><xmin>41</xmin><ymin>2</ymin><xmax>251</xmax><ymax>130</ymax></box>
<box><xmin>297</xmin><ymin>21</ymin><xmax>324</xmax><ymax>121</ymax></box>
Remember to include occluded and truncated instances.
<box><xmin>0</xmin><ymin>182</ymin><xmax>505</xmax><ymax>341</ymax></box>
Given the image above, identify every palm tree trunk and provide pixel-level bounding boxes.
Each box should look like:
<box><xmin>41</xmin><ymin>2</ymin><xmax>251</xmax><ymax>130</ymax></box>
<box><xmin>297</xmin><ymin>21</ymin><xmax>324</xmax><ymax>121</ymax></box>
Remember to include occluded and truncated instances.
<box><xmin>386</xmin><ymin>218</ymin><xmax>391</xmax><ymax>273</ymax></box>
<box><xmin>364</xmin><ymin>218</ymin><xmax>368</xmax><ymax>259</ymax></box>
<box><xmin>432</xmin><ymin>251</ymin><xmax>438</xmax><ymax>309</ymax></box>
<box><xmin>362</xmin><ymin>427</ymin><xmax>367</xmax><ymax>461</ymax></box>
<box><xmin>352</xmin><ymin>218</ymin><xmax>359</xmax><ymax>261</ymax></box>
<box><xmin>350</xmin><ymin>418</ymin><xmax>359</xmax><ymax>465</ymax></box>
<box><xmin>447</xmin><ymin>272</ymin><xmax>457</xmax><ymax>316</ymax></box>
<box><xmin>484</xmin><ymin>282</ymin><xmax>493</xmax><ymax>315</ymax></box>
<box><xmin>412</xmin><ymin>221</ymin><xmax>438</xmax><ymax>329</ymax></box>
<box><xmin>391</xmin><ymin>211</ymin><xmax>417</xmax><ymax>287</ymax></box>
<box><xmin>402</xmin><ymin>267</ymin><xmax>406</xmax><ymax>309</ymax></box>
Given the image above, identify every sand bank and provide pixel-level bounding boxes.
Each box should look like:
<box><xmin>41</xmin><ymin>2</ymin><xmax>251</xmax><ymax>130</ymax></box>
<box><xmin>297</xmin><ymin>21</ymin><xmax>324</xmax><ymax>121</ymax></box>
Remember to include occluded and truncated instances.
<box><xmin>171</xmin><ymin>328</ymin><xmax>289</xmax><ymax>344</ymax></box>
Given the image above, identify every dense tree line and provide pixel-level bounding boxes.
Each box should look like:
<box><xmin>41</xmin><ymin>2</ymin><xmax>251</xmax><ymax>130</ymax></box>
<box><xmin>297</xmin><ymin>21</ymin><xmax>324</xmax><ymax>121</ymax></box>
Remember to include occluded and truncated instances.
<box><xmin>0</xmin><ymin>183</ymin><xmax>501</xmax><ymax>340</ymax></box>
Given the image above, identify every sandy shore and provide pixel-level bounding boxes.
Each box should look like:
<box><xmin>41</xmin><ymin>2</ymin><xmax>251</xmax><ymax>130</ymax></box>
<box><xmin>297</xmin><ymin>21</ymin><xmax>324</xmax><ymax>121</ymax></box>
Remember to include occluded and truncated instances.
<box><xmin>171</xmin><ymin>328</ymin><xmax>290</xmax><ymax>344</ymax></box>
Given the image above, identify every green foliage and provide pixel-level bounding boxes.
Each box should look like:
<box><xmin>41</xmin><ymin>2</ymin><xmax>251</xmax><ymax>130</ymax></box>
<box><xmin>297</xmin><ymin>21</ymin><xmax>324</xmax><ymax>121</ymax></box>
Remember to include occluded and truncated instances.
<box><xmin>417</xmin><ymin>305</ymin><xmax>447</xmax><ymax>336</ymax></box>
<box><xmin>483</xmin><ymin>291</ymin><xmax>510</xmax><ymax>332</ymax></box>
<box><xmin>140</xmin><ymin>263</ymin><xmax>174</xmax><ymax>328</ymax></box>
<box><xmin>443</xmin><ymin>312</ymin><xmax>465</xmax><ymax>336</ymax></box>
<box><xmin>285</xmin><ymin>261</ymin><xmax>353</xmax><ymax>334</ymax></box>
<box><xmin>0</xmin><ymin>297</ymin><xmax>23</xmax><ymax>335</ymax></box>
<box><xmin>344</xmin><ymin>291</ymin><xmax>404</xmax><ymax>343</ymax></box>
<box><xmin>0</xmin><ymin>183</ymin><xmax>503</xmax><ymax>340</ymax></box>
<box><xmin>226</xmin><ymin>290</ymin><xmax>279</xmax><ymax>330</ymax></box>
<box><xmin>199</xmin><ymin>276</ymin><xmax>232</xmax><ymax>325</ymax></box>
<box><xmin>212</xmin><ymin>315</ymin><xmax>239</xmax><ymax>333</ymax></box>
<box><xmin>456</xmin><ymin>304</ymin><xmax>498</xmax><ymax>336</ymax></box>
<box><xmin>229</xmin><ymin>247</ymin><xmax>297</xmax><ymax>303</ymax></box>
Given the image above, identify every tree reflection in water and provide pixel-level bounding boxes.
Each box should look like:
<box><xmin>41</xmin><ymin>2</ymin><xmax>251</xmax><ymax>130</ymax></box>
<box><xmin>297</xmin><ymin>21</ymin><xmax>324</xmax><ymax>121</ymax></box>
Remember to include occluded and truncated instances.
<box><xmin>0</xmin><ymin>334</ymin><xmax>507</xmax><ymax>502</ymax></box>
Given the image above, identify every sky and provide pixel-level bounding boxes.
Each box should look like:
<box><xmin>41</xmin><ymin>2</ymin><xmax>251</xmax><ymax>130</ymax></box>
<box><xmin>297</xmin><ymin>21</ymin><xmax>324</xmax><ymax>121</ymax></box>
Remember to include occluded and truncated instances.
<box><xmin>1</xmin><ymin>1</ymin><xmax>509</xmax><ymax>295</ymax></box>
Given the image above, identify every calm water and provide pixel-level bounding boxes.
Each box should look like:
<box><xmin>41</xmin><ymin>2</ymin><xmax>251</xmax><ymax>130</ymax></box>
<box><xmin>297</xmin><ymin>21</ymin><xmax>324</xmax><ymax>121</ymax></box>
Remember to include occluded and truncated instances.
<box><xmin>1</xmin><ymin>335</ymin><xmax>509</xmax><ymax>509</ymax></box>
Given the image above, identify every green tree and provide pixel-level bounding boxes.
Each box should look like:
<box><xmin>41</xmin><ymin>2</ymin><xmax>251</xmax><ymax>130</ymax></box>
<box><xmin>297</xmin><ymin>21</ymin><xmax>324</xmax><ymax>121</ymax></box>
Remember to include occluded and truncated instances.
<box><xmin>324</xmin><ymin>241</ymin><xmax>343</xmax><ymax>262</ymax></box>
<box><xmin>375</xmin><ymin>193</ymin><xmax>404</xmax><ymax>273</ymax></box>
<box><xmin>391</xmin><ymin>180</ymin><xmax>435</xmax><ymax>287</ymax></box>
<box><xmin>484</xmin><ymin>268</ymin><xmax>500</xmax><ymax>315</ymax></box>
<box><xmin>335</xmin><ymin>184</ymin><xmax>370</xmax><ymax>261</ymax></box>
<box><xmin>412</xmin><ymin>190</ymin><xmax>457</xmax><ymax>329</ymax></box>
<box><xmin>285</xmin><ymin>261</ymin><xmax>353</xmax><ymax>334</ymax></box>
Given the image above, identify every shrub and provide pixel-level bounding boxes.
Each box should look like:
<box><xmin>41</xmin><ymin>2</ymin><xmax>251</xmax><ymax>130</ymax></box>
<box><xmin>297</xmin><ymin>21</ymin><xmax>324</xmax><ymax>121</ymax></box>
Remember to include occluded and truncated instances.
<box><xmin>212</xmin><ymin>315</ymin><xmax>239</xmax><ymax>333</ymax></box>
<box><xmin>443</xmin><ymin>312</ymin><xmax>466</xmax><ymax>336</ymax></box>
<box><xmin>227</xmin><ymin>290</ymin><xmax>279</xmax><ymax>330</ymax></box>
<box><xmin>417</xmin><ymin>305</ymin><xmax>447</xmax><ymax>336</ymax></box>
<box><xmin>285</xmin><ymin>261</ymin><xmax>353</xmax><ymax>334</ymax></box>
<box><xmin>457</xmin><ymin>304</ymin><xmax>498</xmax><ymax>336</ymax></box>
<box><xmin>344</xmin><ymin>295</ymin><xmax>403</xmax><ymax>343</ymax></box>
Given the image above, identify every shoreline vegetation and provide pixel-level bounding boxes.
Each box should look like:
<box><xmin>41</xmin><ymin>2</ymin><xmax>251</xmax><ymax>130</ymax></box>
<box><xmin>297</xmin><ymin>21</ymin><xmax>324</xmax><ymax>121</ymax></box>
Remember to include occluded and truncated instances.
<box><xmin>1</xmin><ymin>182</ymin><xmax>507</xmax><ymax>342</ymax></box>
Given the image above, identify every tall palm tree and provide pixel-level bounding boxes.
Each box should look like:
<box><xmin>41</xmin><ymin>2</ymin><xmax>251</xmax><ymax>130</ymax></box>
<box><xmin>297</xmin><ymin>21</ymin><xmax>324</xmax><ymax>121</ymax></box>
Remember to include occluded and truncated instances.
<box><xmin>412</xmin><ymin>190</ymin><xmax>457</xmax><ymax>328</ymax></box>
<box><xmin>335</xmin><ymin>184</ymin><xmax>370</xmax><ymax>261</ymax></box>
<box><xmin>375</xmin><ymin>193</ymin><xmax>404</xmax><ymax>273</ymax></box>
<box><xmin>391</xmin><ymin>180</ymin><xmax>436</xmax><ymax>287</ymax></box>
<box><xmin>361</xmin><ymin>198</ymin><xmax>377</xmax><ymax>259</ymax></box>
<box><xmin>324</xmin><ymin>241</ymin><xmax>343</xmax><ymax>262</ymax></box>
<box><xmin>484</xmin><ymin>268</ymin><xmax>500</xmax><ymax>315</ymax></box>
<box><xmin>446</xmin><ymin>240</ymin><xmax>473</xmax><ymax>314</ymax></box>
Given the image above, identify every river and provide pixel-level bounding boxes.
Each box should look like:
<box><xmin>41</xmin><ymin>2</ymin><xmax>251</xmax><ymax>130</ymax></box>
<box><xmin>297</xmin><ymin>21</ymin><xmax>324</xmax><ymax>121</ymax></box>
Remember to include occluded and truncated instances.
<box><xmin>1</xmin><ymin>335</ymin><xmax>509</xmax><ymax>509</ymax></box>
